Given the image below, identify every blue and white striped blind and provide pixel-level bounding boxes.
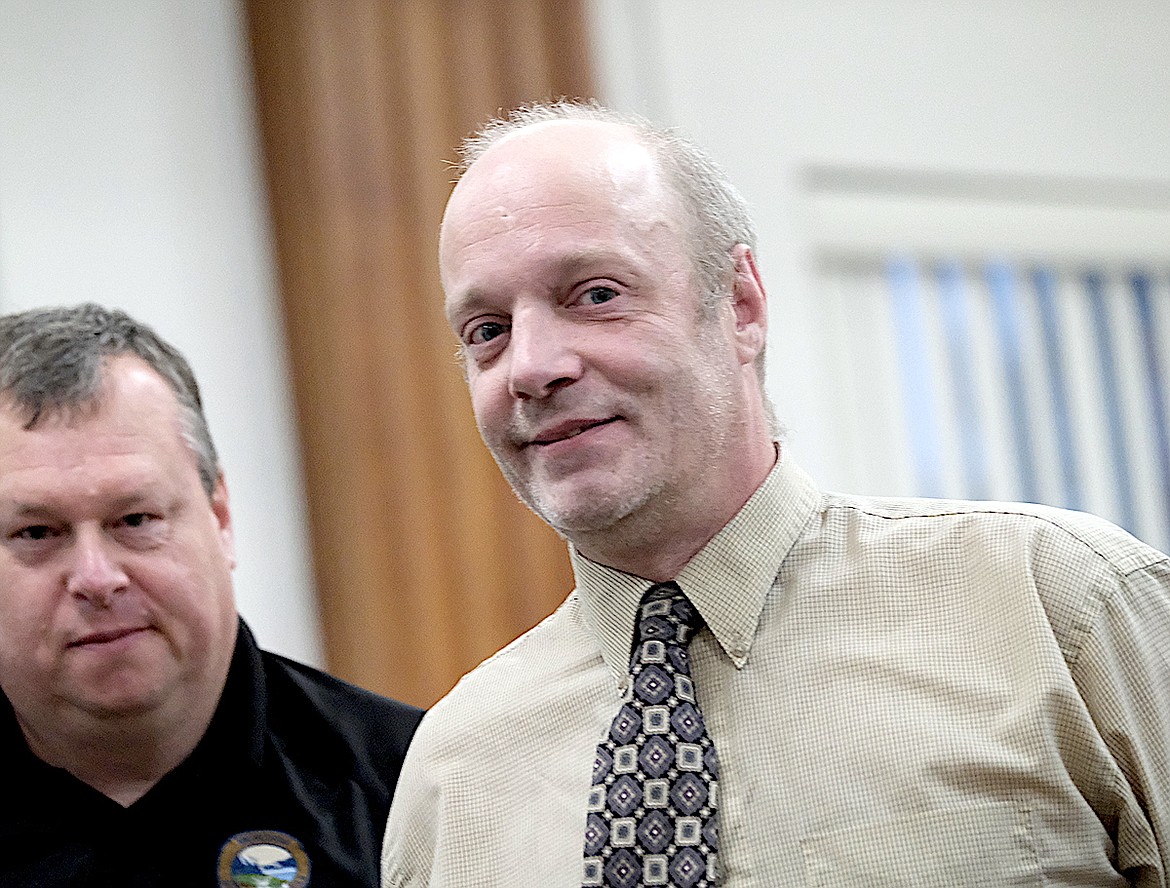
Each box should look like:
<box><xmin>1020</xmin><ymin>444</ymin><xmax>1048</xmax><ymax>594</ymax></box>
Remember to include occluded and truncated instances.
<box><xmin>832</xmin><ymin>258</ymin><xmax>1169</xmax><ymax>554</ymax></box>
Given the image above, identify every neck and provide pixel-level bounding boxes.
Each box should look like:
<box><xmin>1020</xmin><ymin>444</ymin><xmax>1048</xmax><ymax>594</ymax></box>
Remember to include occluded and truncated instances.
<box><xmin>574</xmin><ymin>437</ymin><xmax>778</xmax><ymax>581</ymax></box>
<box><xmin>16</xmin><ymin>693</ymin><xmax>220</xmax><ymax>808</ymax></box>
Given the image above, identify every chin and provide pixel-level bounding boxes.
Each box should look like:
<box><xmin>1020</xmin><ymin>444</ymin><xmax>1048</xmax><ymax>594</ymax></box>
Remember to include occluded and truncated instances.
<box><xmin>70</xmin><ymin>675</ymin><xmax>171</xmax><ymax>719</ymax></box>
<box><xmin>528</xmin><ymin>485</ymin><xmax>653</xmax><ymax>538</ymax></box>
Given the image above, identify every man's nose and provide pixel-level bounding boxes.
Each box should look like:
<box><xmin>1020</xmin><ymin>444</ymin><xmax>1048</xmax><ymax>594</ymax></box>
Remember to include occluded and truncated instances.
<box><xmin>65</xmin><ymin>528</ymin><xmax>129</xmax><ymax>606</ymax></box>
<box><xmin>506</xmin><ymin>308</ymin><xmax>583</xmax><ymax>400</ymax></box>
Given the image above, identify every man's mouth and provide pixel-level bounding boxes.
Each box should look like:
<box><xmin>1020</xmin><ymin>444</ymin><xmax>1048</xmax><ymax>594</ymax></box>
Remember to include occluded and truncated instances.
<box><xmin>529</xmin><ymin>417</ymin><xmax>620</xmax><ymax>446</ymax></box>
<box><xmin>68</xmin><ymin>626</ymin><xmax>150</xmax><ymax>648</ymax></box>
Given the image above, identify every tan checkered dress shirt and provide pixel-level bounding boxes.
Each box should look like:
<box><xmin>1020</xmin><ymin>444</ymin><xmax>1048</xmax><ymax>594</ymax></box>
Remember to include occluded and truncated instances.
<box><xmin>382</xmin><ymin>454</ymin><xmax>1170</xmax><ymax>887</ymax></box>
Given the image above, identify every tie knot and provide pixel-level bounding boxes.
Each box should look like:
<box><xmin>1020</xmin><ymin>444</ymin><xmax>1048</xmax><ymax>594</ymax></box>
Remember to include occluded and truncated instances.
<box><xmin>635</xmin><ymin>581</ymin><xmax>704</xmax><ymax>650</ymax></box>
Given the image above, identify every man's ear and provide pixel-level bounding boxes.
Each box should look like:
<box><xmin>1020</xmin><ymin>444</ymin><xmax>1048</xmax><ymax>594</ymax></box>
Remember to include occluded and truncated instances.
<box><xmin>729</xmin><ymin>244</ymin><xmax>767</xmax><ymax>366</ymax></box>
<box><xmin>211</xmin><ymin>472</ymin><xmax>237</xmax><ymax>570</ymax></box>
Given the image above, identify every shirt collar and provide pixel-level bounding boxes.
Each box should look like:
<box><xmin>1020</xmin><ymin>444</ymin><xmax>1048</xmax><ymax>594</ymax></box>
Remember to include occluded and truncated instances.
<box><xmin>571</xmin><ymin>448</ymin><xmax>821</xmax><ymax>690</ymax></box>
<box><xmin>199</xmin><ymin>616</ymin><xmax>268</xmax><ymax>769</ymax></box>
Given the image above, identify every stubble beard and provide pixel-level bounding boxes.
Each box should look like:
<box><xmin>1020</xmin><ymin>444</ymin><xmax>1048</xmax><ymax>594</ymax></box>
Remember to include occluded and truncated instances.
<box><xmin>489</xmin><ymin>440</ymin><xmax>668</xmax><ymax>541</ymax></box>
<box><xmin>488</xmin><ymin>380</ymin><xmax>736</xmax><ymax>550</ymax></box>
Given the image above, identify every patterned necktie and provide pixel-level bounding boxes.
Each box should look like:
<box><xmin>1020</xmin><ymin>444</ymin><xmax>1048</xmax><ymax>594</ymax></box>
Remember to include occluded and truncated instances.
<box><xmin>582</xmin><ymin>582</ymin><xmax>720</xmax><ymax>888</ymax></box>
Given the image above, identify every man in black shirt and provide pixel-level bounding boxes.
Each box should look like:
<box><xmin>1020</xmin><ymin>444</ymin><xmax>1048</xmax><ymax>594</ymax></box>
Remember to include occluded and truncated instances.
<box><xmin>0</xmin><ymin>303</ymin><xmax>422</xmax><ymax>887</ymax></box>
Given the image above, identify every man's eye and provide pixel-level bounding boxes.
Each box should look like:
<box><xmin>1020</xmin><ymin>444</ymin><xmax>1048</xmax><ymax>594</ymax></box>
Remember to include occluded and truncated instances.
<box><xmin>13</xmin><ymin>525</ymin><xmax>55</xmax><ymax>541</ymax></box>
<box><xmin>467</xmin><ymin>321</ymin><xmax>508</xmax><ymax>345</ymax></box>
<box><xmin>119</xmin><ymin>513</ymin><xmax>155</xmax><ymax>529</ymax></box>
<box><xmin>580</xmin><ymin>285</ymin><xmax>618</xmax><ymax>305</ymax></box>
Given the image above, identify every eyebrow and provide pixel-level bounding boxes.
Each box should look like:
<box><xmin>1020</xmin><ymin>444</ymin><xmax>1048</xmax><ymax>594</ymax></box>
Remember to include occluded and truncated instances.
<box><xmin>446</xmin><ymin>248</ymin><xmax>640</xmax><ymax>324</ymax></box>
<box><xmin>4</xmin><ymin>491</ymin><xmax>157</xmax><ymax>519</ymax></box>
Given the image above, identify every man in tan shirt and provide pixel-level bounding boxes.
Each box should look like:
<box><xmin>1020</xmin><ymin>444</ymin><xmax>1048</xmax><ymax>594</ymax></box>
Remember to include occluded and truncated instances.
<box><xmin>382</xmin><ymin>101</ymin><xmax>1170</xmax><ymax>887</ymax></box>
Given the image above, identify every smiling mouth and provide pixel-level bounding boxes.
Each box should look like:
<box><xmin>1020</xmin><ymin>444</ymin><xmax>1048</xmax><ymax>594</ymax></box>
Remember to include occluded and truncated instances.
<box><xmin>531</xmin><ymin>417</ymin><xmax>620</xmax><ymax>446</ymax></box>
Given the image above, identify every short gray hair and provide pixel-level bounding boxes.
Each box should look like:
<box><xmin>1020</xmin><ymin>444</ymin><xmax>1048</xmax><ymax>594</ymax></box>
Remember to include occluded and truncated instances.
<box><xmin>0</xmin><ymin>303</ymin><xmax>219</xmax><ymax>496</ymax></box>
<box><xmin>456</xmin><ymin>100</ymin><xmax>757</xmax><ymax>311</ymax></box>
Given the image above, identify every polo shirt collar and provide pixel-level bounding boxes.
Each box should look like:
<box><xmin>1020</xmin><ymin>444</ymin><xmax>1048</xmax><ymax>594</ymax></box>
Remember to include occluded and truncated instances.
<box><xmin>199</xmin><ymin>616</ymin><xmax>268</xmax><ymax>770</ymax></box>
<box><xmin>571</xmin><ymin>448</ymin><xmax>821</xmax><ymax>691</ymax></box>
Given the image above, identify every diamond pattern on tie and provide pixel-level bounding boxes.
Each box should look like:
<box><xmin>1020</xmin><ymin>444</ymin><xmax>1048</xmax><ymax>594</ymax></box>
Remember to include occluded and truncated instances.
<box><xmin>582</xmin><ymin>582</ymin><xmax>719</xmax><ymax>887</ymax></box>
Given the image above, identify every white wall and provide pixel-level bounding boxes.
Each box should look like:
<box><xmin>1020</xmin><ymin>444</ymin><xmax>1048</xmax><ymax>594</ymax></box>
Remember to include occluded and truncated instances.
<box><xmin>0</xmin><ymin>0</ymin><xmax>322</xmax><ymax>665</ymax></box>
<box><xmin>588</xmin><ymin>0</ymin><xmax>1170</xmax><ymax>496</ymax></box>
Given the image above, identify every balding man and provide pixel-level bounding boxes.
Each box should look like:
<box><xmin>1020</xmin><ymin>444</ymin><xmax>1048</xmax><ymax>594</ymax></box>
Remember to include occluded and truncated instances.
<box><xmin>382</xmin><ymin>102</ymin><xmax>1170</xmax><ymax>887</ymax></box>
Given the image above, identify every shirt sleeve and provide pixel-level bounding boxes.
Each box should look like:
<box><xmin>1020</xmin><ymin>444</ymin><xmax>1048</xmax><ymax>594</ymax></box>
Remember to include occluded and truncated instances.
<box><xmin>381</xmin><ymin>711</ymin><xmax>441</xmax><ymax>888</ymax></box>
<box><xmin>1072</xmin><ymin>555</ymin><xmax>1170</xmax><ymax>885</ymax></box>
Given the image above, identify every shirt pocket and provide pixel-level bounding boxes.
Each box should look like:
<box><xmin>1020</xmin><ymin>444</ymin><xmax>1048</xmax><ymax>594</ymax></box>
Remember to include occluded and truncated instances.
<box><xmin>800</xmin><ymin>801</ymin><xmax>1040</xmax><ymax>887</ymax></box>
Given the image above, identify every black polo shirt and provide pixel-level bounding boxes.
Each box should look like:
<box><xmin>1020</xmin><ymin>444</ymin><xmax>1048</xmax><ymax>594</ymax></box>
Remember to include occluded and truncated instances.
<box><xmin>0</xmin><ymin>619</ymin><xmax>423</xmax><ymax>887</ymax></box>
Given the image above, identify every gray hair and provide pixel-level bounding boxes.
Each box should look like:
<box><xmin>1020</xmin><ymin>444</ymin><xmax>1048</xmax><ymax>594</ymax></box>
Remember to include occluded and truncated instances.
<box><xmin>0</xmin><ymin>303</ymin><xmax>219</xmax><ymax>496</ymax></box>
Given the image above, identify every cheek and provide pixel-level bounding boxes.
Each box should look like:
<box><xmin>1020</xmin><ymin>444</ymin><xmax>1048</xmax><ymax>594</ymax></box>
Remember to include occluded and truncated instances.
<box><xmin>470</xmin><ymin>378</ymin><xmax>510</xmax><ymax>440</ymax></box>
<box><xmin>0</xmin><ymin>570</ymin><xmax>56</xmax><ymax>635</ymax></box>
<box><xmin>0</xmin><ymin>581</ymin><xmax>60</xmax><ymax>685</ymax></box>
<box><xmin>134</xmin><ymin>556</ymin><xmax>213</xmax><ymax>617</ymax></box>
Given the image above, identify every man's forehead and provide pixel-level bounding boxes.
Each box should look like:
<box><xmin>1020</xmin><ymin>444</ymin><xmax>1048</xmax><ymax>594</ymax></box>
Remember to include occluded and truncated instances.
<box><xmin>452</xmin><ymin>120</ymin><xmax>659</xmax><ymax>206</ymax></box>
<box><xmin>477</xmin><ymin>118</ymin><xmax>646</xmax><ymax>166</ymax></box>
<box><xmin>441</xmin><ymin>120</ymin><xmax>671</xmax><ymax>254</ymax></box>
<box><xmin>0</xmin><ymin>357</ymin><xmax>184</xmax><ymax>453</ymax></box>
